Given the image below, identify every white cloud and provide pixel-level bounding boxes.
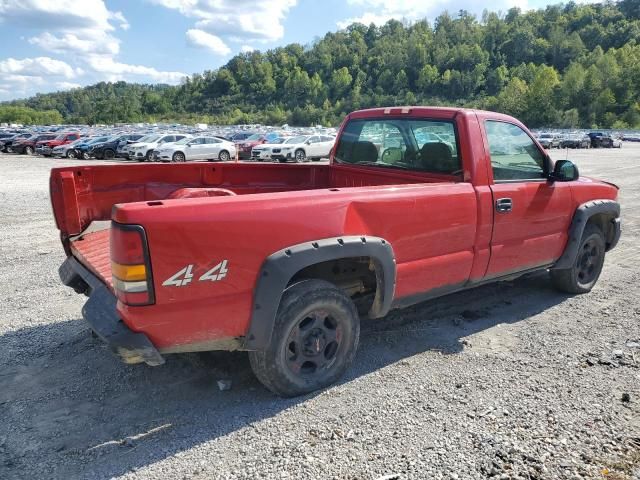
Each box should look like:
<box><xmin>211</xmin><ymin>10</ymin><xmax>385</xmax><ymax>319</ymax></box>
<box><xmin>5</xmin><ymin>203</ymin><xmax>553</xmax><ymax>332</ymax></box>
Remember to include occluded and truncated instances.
<box><xmin>338</xmin><ymin>0</ymin><xmax>530</xmax><ymax>28</ymax></box>
<box><xmin>186</xmin><ymin>29</ymin><xmax>231</xmax><ymax>55</ymax></box>
<box><xmin>28</xmin><ymin>32</ymin><xmax>120</xmax><ymax>55</ymax></box>
<box><xmin>0</xmin><ymin>0</ymin><xmax>188</xmax><ymax>99</ymax></box>
<box><xmin>86</xmin><ymin>55</ymin><xmax>186</xmax><ymax>84</ymax></box>
<box><xmin>241</xmin><ymin>45</ymin><xmax>256</xmax><ymax>53</ymax></box>
<box><xmin>149</xmin><ymin>0</ymin><xmax>297</xmax><ymax>42</ymax></box>
<box><xmin>0</xmin><ymin>57</ymin><xmax>79</xmax><ymax>79</ymax></box>
<box><xmin>55</xmin><ymin>81</ymin><xmax>82</xmax><ymax>90</ymax></box>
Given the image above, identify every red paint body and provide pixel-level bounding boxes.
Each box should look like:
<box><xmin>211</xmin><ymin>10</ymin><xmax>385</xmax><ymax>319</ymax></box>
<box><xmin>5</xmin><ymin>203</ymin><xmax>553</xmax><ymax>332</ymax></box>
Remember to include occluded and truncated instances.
<box><xmin>40</xmin><ymin>133</ymin><xmax>80</xmax><ymax>149</ymax></box>
<box><xmin>50</xmin><ymin>107</ymin><xmax>619</xmax><ymax>352</ymax></box>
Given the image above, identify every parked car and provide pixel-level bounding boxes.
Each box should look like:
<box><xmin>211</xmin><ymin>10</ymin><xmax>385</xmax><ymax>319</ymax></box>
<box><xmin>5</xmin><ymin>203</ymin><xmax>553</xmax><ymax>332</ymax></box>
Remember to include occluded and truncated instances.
<box><xmin>51</xmin><ymin>106</ymin><xmax>621</xmax><ymax>396</ymax></box>
<box><xmin>90</xmin><ymin>134</ymin><xmax>144</xmax><ymax>160</ymax></box>
<box><xmin>12</xmin><ymin>133</ymin><xmax>56</xmax><ymax>155</ymax></box>
<box><xmin>611</xmin><ymin>136</ymin><xmax>623</xmax><ymax>148</ymax></box>
<box><xmin>535</xmin><ymin>133</ymin><xmax>561</xmax><ymax>149</ymax></box>
<box><xmin>37</xmin><ymin>133</ymin><xmax>81</xmax><ymax>157</ymax></box>
<box><xmin>560</xmin><ymin>133</ymin><xmax>590</xmax><ymax>149</ymax></box>
<box><xmin>0</xmin><ymin>132</ymin><xmax>32</xmax><ymax>153</ymax></box>
<box><xmin>588</xmin><ymin>132</ymin><xmax>617</xmax><ymax>148</ymax></box>
<box><xmin>153</xmin><ymin>136</ymin><xmax>236</xmax><ymax>162</ymax></box>
<box><xmin>126</xmin><ymin>133</ymin><xmax>191</xmax><ymax>162</ymax></box>
<box><xmin>270</xmin><ymin>134</ymin><xmax>336</xmax><ymax>162</ymax></box>
<box><xmin>74</xmin><ymin>136</ymin><xmax>111</xmax><ymax>159</ymax></box>
<box><xmin>250</xmin><ymin>138</ymin><xmax>286</xmax><ymax>161</ymax></box>
<box><xmin>227</xmin><ymin>132</ymin><xmax>255</xmax><ymax>142</ymax></box>
<box><xmin>237</xmin><ymin>133</ymin><xmax>270</xmax><ymax>160</ymax></box>
<box><xmin>116</xmin><ymin>134</ymin><xmax>146</xmax><ymax>158</ymax></box>
<box><xmin>51</xmin><ymin>138</ymin><xmax>86</xmax><ymax>158</ymax></box>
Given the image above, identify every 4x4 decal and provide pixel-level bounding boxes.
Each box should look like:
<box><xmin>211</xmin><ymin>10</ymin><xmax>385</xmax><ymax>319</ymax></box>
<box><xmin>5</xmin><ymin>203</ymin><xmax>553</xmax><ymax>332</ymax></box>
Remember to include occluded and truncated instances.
<box><xmin>162</xmin><ymin>260</ymin><xmax>229</xmax><ymax>287</ymax></box>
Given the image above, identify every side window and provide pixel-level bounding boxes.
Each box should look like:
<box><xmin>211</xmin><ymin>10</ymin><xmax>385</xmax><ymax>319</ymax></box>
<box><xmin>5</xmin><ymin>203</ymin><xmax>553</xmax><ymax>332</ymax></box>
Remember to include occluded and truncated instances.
<box><xmin>485</xmin><ymin>121</ymin><xmax>547</xmax><ymax>181</ymax></box>
<box><xmin>308</xmin><ymin>136</ymin><xmax>320</xmax><ymax>143</ymax></box>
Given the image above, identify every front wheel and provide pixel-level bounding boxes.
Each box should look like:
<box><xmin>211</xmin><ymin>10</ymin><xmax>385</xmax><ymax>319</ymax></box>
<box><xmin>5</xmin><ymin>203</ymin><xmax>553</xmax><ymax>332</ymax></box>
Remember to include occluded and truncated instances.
<box><xmin>24</xmin><ymin>146</ymin><xmax>34</xmax><ymax>155</ymax></box>
<box><xmin>103</xmin><ymin>149</ymin><xmax>115</xmax><ymax>160</ymax></box>
<box><xmin>294</xmin><ymin>149</ymin><xmax>306</xmax><ymax>162</ymax></box>
<box><xmin>172</xmin><ymin>151</ymin><xmax>185</xmax><ymax>163</ymax></box>
<box><xmin>145</xmin><ymin>150</ymin><xmax>154</xmax><ymax>162</ymax></box>
<box><xmin>249</xmin><ymin>279</ymin><xmax>360</xmax><ymax>397</ymax></box>
<box><xmin>66</xmin><ymin>150</ymin><xmax>76</xmax><ymax>159</ymax></box>
<box><xmin>551</xmin><ymin>223</ymin><xmax>606</xmax><ymax>294</ymax></box>
<box><xmin>218</xmin><ymin>150</ymin><xmax>230</xmax><ymax>162</ymax></box>
<box><xmin>81</xmin><ymin>151</ymin><xmax>90</xmax><ymax>160</ymax></box>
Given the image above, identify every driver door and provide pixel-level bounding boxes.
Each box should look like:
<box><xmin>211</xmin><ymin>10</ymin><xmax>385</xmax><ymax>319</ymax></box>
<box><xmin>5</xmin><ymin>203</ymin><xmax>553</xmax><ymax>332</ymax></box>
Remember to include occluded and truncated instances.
<box><xmin>482</xmin><ymin>119</ymin><xmax>574</xmax><ymax>278</ymax></box>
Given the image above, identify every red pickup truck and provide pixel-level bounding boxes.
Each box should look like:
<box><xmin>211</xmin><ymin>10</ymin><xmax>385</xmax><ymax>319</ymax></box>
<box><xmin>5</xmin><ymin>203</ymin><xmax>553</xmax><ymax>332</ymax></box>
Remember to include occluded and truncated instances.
<box><xmin>51</xmin><ymin>107</ymin><xmax>621</xmax><ymax>396</ymax></box>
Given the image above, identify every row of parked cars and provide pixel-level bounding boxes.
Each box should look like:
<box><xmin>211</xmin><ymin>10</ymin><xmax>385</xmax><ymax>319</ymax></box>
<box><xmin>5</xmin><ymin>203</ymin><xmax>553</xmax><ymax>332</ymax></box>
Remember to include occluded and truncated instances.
<box><xmin>0</xmin><ymin>125</ymin><xmax>338</xmax><ymax>163</ymax></box>
<box><xmin>534</xmin><ymin>131</ymin><xmax>624</xmax><ymax>149</ymax></box>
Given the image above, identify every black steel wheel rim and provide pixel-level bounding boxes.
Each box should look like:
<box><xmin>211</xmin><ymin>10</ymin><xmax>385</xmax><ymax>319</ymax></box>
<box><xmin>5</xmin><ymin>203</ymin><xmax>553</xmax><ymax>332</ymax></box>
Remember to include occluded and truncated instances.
<box><xmin>577</xmin><ymin>238</ymin><xmax>601</xmax><ymax>284</ymax></box>
<box><xmin>285</xmin><ymin>309</ymin><xmax>342</xmax><ymax>376</ymax></box>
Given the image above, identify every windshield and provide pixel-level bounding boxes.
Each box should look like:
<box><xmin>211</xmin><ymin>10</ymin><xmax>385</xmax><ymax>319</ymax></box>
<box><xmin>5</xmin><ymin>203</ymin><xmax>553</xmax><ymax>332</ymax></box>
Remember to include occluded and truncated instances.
<box><xmin>539</xmin><ymin>133</ymin><xmax>553</xmax><ymax>138</ymax></box>
<box><xmin>285</xmin><ymin>136</ymin><xmax>308</xmax><ymax>144</ymax></box>
<box><xmin>88</xmin><ymin>136</ymin><xmax>109</xmax><ymax>144</ymax></box>
<box><xmin>269</xmin><ymin>138</ymin><xmax>286</xmax><ymax>144</ymax></box>
<box><xmin>334</xmin><ymin>118</ymin><xmax>461</xmax><ymax>175</ymax></box>
<box><xmin>54</xmin><ymin>134</ymin><xmax>66</xmax><ymax>140</ymax></box>
<box><xmin>246</xmin><ymin>134</ymin><xmax>263</xmax><ymax>141</ymax></box>
<box><xmin>137</xmin><ymin>134</ymin><xmax>160</xmax><ymax>143</ymax></box>
<box><xmin>174</xmin><ymin>137</ymin><xmax>191</xmax><ymax>145</ymax></box>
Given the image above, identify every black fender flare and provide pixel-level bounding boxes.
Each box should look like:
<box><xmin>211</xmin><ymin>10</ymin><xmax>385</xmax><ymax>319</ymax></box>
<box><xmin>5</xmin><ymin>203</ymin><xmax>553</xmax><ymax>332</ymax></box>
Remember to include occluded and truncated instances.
<box><xmin>553</xmin><ymin>199</ymin><xmax>621</xmax><ymax>270</ymax></box>
<box><xmin>244</xmin><ymin>236</ymin><xmax>396</xmax><ymax>350</ymax></box>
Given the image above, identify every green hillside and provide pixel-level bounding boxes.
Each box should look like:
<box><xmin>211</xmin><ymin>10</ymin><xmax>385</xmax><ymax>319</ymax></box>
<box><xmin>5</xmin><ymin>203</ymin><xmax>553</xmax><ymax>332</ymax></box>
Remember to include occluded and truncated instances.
<box><xmin>3</xmin><ymin>0</ymin><xmax>640</xmax><ymax>128</ymax></box>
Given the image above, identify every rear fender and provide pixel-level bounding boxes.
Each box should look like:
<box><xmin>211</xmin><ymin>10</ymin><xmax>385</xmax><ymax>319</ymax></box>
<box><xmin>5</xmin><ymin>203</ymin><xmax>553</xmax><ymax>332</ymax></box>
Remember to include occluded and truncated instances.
<box><xmin>244</xmin><ymin>236</ymin><xmax>396</xmax><ymax>350</ymax></box>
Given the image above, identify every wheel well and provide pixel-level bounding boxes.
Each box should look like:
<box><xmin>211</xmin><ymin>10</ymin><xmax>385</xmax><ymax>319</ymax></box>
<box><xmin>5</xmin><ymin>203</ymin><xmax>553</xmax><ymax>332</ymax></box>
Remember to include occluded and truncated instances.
<box><xmin>587</xmin><ymin>213</ymin><xmax>616</xmax><ymax>248</ymax></box>
<box><xmin>289</xmin><ymin>257</ymin><xmax>379</xmax><ymax>316</ymax></box>
<box><xmin>173</xmin><ymin>150</ymin><xmax>184</xmax><ymax>157</ymax></box>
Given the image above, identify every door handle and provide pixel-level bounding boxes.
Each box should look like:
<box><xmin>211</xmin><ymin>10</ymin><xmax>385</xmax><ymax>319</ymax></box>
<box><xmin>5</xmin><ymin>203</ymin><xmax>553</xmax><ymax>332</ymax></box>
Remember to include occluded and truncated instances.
<box><xmin>496</xmin><ymin>198</ymin><xmax>513</xmax><ymax>213</ymax></box>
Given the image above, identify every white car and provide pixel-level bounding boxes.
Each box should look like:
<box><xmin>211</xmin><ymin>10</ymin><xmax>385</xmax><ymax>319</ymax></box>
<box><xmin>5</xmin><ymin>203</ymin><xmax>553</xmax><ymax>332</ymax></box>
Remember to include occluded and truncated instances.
<box><xmin>154</xmin><ymin>136</ymin><xmax>236</xmax><ymax>162</ymax></box>
<box><xmin>126</xmin><ymin>133</ymin><xmax>191</xmax><ymax>162</ymax></box>
<box><xmin>270</xmin><ymin>135</ymin><xmax>336</xmax><ymax>162</ymax></box>
<box><xmin>250</xmin><ymin>138</ymin><xmax>290</xmax><ymax>161</ymax></box>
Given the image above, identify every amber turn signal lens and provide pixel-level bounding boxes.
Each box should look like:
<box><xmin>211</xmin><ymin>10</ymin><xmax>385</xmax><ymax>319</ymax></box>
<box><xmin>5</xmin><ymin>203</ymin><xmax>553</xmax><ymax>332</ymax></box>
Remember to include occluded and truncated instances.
<box><xmin>111</xmin><ymin>262</ymin><xmax>147</xmax><ymax>282</ymax></box>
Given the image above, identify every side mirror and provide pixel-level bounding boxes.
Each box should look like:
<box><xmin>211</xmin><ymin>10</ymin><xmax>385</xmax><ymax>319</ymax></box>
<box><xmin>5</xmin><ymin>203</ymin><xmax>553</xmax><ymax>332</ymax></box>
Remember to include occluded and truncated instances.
<box><xmin>550</xmin><ymin>160</ymin><xmax>579</xmax><ymax>182</ymax></box>
<box><xmin>305</xmin><ymin>140</ymin><xmax>312</xmax><ymax>145</ymax></box>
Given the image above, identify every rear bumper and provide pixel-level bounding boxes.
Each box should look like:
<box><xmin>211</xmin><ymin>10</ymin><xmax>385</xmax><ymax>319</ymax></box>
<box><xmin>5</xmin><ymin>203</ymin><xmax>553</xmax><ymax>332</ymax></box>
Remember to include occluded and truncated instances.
<box><xmin>59</xmin><ymin>256</ymin><xmax>164</xmax><ymax>366</ymax></box>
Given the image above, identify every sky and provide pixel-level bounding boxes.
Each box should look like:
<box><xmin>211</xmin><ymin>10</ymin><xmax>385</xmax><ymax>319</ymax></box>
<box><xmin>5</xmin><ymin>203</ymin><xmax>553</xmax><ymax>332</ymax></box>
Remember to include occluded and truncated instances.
<box><xmin>0</xmin><ymin>0</ymin><xmax>591</xmax><ymax>101</ymax></box>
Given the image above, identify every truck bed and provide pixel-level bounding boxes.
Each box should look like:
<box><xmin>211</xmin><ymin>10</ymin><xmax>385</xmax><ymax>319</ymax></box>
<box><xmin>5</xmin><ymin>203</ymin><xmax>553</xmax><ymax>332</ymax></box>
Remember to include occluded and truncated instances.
<box><xmin>70</xmin><ymin>230</ymin><xmax>112</xmax><ymax>288</ymax></box>
<box><xmin>52</xmin><ymin>162</ymin><xmax>460</xmax><ymax>294</ymax></box>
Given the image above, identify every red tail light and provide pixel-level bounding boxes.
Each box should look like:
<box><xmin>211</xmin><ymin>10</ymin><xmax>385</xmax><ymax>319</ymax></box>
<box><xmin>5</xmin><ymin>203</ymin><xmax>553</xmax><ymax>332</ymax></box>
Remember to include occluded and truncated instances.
<box><xmin>110</xmin><ymin>223</ymin><xmax>154</xmax><ymax>306</ymax></box>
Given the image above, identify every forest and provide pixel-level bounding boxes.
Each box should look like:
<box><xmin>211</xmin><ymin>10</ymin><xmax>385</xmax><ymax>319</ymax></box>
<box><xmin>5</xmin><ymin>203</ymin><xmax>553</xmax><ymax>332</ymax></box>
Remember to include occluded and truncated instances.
<box><xmin>2</xmin><ymin>0</ymin><xmax>640</xmax><ymax>128</ymax></box>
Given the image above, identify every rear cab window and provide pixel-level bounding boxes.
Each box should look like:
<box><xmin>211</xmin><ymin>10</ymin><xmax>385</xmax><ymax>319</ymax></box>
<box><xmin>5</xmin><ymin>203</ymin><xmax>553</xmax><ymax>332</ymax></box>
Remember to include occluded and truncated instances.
<box><xmin>334</xmin><ymin>118</ymin><xmax>461</xmax><ymax>175</ymax></box>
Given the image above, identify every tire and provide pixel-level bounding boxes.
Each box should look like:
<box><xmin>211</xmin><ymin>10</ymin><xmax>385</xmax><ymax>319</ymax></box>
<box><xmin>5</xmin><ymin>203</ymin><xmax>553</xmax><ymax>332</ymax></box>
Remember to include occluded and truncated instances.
<box><xmin>278</xmin><ymin>158</ymin><xmax>288</xmax><ymax>163</ymax></box>
<box><xmin>66</xmin><ymin>150</ymin><xmax>76</xmax><ymax>159</ymax></box>
<box><xmin>81</xmin><ymin>151</ymin><xmax>90</xmax><ymax>160</ymax></box>
<box><xmin>294</xmin><ymin>149</ymin><xmax>306</xmax><ymax>162</ymax></box>
<box><xmin>551</xmin><ymin>223</ymin><xmax>606</xmax><ymax>294</ymax></box>
<box><xmin>218</xmin><ymin>150</ymin><xmax>230</xmax><ymax>162</ymax></box>
<box><xmin>103</xmin><ymin>149</ymin><xmax>115</xmax><ymax>160</ymax></box>
<box><xmin>172</xmin><ymin>151</ymin><xmax>186</xmax><ymax>163</ymax></box>
<box><xmin>24</xmin><ymin>146</ymin><xmax>34</xmax><ymax>155</ymax></box>
<box><xmin>249</xmin><ymin>279</ymin><xmax>360</xmax><ymax>397</ymax></box>
<box><xmin>145</xmin><ymin>150</ymin><xmax>154</xmax><ymax>162</ymax></box>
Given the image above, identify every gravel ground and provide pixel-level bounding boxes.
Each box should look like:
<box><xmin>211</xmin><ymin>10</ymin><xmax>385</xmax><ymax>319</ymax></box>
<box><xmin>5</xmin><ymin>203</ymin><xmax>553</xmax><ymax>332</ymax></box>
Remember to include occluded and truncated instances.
<box><xmin>0</xmin><ymin>148</ymin><xmax>638</xmax><ymax>480</ymax></box>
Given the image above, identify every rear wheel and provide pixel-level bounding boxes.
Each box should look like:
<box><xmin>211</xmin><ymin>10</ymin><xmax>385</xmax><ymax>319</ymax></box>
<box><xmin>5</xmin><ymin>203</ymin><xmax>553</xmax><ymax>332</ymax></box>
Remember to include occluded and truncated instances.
<box><xmin>294</xmin><ymin>149</ymin><xmax>306</xmax><ymax>162</ymax></box>
<box><xmin>66</xmin><ymin>150</ymin><xmax>75</xmax><ymax>159</ymax></box>
<box><xmin>249</xmin><ymin>279</ymin><xmax>360</xmax><ymax>397</ymax></box>
<box><xmin>145</xmin><ymin>150</ymin><xmax>154</xmax><ymax>162</ymax></box>
<box><xmin>551</xmin><ymin>223</ymin><xmax>606</xmax><ymax>294</ymax></box>
<box><xmin>218</xmin><ymin>150</ymin><xmax>230</xmax><ymax>162</ymax></box>
<box><xmin>172</xmin><ymin>151</ymin><xmax>186</xmax><ymax>163</ymax></box>
<box><xmin>103</xmin><ymin>149</ymin><xmax>115</xmax><ymax>160</ymax></box>
<box><xmin>81</xmin><ymin>151</ymin><xmax>90</xmax><ymax>160</ymax></box>
<box><xmin>24</xmin><ymin>146</ymin><xmax>34</xmax><ymax>155</ymax></box>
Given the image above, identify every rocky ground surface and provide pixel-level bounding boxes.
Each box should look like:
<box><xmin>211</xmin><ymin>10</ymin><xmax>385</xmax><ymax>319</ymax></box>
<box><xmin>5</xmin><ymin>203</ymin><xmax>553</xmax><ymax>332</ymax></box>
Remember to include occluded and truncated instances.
<box><xmin>0</xmin><ymin>148</ymin><xmax>638</xmax><ymax>480</ymax></box>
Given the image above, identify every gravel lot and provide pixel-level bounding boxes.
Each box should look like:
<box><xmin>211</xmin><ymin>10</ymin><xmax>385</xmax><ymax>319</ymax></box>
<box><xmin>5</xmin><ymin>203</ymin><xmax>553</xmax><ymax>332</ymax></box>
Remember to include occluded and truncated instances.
<box><xmin>0</xmin><ymin>148</ymin><xmax>638</xmax><ymax>480</ymax></box>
